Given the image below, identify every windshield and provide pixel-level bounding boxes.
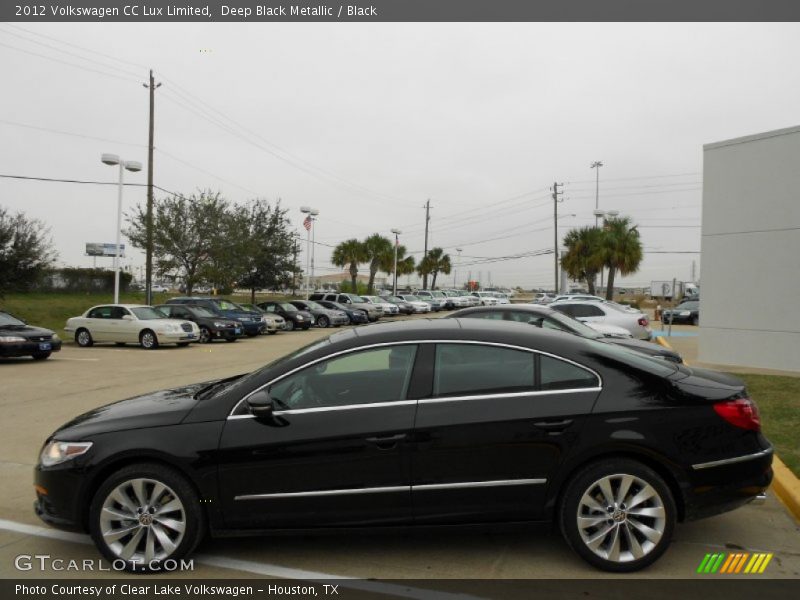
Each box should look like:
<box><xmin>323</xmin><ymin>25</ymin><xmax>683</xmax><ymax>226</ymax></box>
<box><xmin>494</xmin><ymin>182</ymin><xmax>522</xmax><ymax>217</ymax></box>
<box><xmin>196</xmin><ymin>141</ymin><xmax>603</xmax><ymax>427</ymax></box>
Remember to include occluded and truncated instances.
<box><xmin>432</xmin><ymin>291</ymin><xmax>445</xmax><ymax>297</ymax></box>
<box><xmin>678</xmin><ymin>301</ymin><xmax>699</xmax><ymax>309</ymax></box>
<box><xmin>545</xmin><ymin>311</ymin><xmax>603</xmax><ymax>339</ymax></box>
<box><xmin>304</xmin><ymin>301</ymin><xmax>325</xmax><ymax>310</ymax></box>
<box><xmin>211</xmin><ymin>300</ymin><xmax>244</xmax><ymax>311</ymax></box>
<box><xmin>346</xmin><ymin>294</ymin><xmax>366</xmax><ymax>303</ymax></box>
<box><xmin>279</xmin><ymin>303</ymin><xmax>298</xmax><ymax>312</ymax></box>
<box><xmin>0</xmin><ymin>312</ymin><xmax>25</xmax><ymax>327</ymax></box>
<box><xmin>131</xmin><ymin>307</ymin><xmax>167</xmax><ymax>320</ymax></box>
<box><xmin>190</xmin><ymin>306</ymin><xmax>217</xmax><ymax>317</ymax></box>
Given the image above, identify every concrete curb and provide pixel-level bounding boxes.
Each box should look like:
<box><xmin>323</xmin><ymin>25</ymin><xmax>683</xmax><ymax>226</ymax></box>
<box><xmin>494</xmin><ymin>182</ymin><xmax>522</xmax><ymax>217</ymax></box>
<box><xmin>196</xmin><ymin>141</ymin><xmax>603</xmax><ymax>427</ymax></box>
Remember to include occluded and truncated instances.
<box><xmin>653</xmin><ymin>335</ymin><xmax>800</xmax><ymax>522</ymax></box>
<box><xmin>772</xmin><ymin>455</ymin><xmax>800</xmax><ymax>523</ymax></box>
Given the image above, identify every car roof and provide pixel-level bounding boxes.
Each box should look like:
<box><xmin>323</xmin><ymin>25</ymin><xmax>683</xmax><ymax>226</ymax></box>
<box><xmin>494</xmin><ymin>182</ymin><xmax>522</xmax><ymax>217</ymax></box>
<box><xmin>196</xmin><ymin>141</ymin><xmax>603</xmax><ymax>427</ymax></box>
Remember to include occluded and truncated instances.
<box><xmin>451</xmin><ymin>305</ymin><xmax>554</xmax><ymax>315</ymax></box>
<box><xmin>319</xmin><ymin>317</ymin><xmax>591</xmax><ymax>358</ymax></box>
<box><xmin>89</xmin><ymin>304</ymin><xmax>149</xmax><ymax>309</ymax></box>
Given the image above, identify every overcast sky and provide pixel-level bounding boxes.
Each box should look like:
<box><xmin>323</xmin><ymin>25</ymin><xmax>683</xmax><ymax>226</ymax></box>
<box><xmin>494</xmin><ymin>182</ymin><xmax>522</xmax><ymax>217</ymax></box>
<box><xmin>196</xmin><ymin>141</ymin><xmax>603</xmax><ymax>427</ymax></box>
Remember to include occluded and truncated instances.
<box><xmin>2</xmin><ymin>22</ymin><xmax>799</xmax><ymax>289</ymax></box>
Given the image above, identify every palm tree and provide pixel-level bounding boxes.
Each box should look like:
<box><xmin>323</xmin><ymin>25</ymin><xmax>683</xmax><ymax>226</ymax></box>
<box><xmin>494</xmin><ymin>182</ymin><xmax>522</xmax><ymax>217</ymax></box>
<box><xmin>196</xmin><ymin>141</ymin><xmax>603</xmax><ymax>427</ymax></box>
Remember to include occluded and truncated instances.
<box><xmin>417</xmin><ymin>247</ymin><xmax>451</xmax><ymax>289</ymax></box>
<box><xmin>331</xmin><ymin>238</ymin><xmax>367</xmax><ymax>293</ymax></box>
<box><xmin>381</xmin><ymin>244</ymin><xmax>415</xmax><ymax>291</ymax></box>
<box><xmin>602</xmin><ymin>217</ymin><xmax>643</xmax><ymax>300</ymax></box>
<box><xmin>561</xmin><ymin>227</ymin><xmax>604</xmax><ymax>295</ymax></box>
<box><xmin>362</xmin><ymin>233</ymin><xmax>394</xmax><ymax>294</ymax></box>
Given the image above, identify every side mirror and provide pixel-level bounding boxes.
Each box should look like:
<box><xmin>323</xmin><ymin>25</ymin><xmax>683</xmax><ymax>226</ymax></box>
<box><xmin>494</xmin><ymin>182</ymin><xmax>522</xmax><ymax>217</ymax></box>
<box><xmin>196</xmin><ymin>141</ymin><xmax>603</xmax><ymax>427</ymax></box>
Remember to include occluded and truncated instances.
<box><xmin>122</xmin><ymin>314</ymin><xmax>134</xmax><ymax>321</ymax></box>
<box><xmin>528</xmin><ymin>318</ymin><xmax>544</xmax><ymax>328</ymax></box>
<box><xmin>246</xmin><ymin>389</ymin><xmax>274</xmax><ymax>419</ymax></box>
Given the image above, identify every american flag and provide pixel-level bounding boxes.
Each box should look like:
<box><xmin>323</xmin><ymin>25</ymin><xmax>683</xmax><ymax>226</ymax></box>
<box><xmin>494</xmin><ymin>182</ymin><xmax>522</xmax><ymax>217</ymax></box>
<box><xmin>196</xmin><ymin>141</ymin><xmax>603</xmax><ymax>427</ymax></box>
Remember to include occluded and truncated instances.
<box><xmin>303</xmin><ymin>215</ymin><xmax>312</xmax><ymax>231</ymax></box>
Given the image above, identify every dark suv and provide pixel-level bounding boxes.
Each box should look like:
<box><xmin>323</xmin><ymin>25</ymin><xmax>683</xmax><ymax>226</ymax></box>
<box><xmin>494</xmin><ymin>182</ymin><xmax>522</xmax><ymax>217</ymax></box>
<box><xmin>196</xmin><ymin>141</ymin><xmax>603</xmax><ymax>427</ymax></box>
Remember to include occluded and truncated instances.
<box><xmin>309</xmin><ymin>292</ymin><xmax>382</xmax><ymax>322</ymax></box>
<box><xmin>165</xmin><ymin>297</ymin><xmax>264</xmax><ymax>336</ymax></box>
<box><xmin>155</xmin><ymin>304</ymin><xmax>243</xmax><ymax>343</ymax></box>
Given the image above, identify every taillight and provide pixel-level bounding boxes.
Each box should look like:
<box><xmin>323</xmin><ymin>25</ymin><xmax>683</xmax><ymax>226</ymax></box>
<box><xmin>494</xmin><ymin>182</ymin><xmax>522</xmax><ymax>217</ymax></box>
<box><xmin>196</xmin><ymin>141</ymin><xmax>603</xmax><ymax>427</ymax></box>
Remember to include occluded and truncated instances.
<box><xmin>713</xmin><ymin>398</ymin><xmax>761</xmax><ymax>431</ymax></box>
<box><xmin>638</xmin><ymin>316</ymin><xmax>649</xmax><ymax>326</ymax></box>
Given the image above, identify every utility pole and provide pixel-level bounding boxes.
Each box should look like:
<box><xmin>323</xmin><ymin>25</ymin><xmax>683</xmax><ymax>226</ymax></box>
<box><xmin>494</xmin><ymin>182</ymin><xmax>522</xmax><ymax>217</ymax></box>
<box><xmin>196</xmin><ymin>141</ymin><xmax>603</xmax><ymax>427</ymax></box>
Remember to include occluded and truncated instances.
<box><xmin>551</xmin><ymin>181</ymin><xmax>564</xmax><ymax>293</ymax></box>
<box><xmin>422</xmin><ymin>199</ymin><xmax>431</xmax><ymax>289</ymax></box>
<box><xmin>143</xmin><ymin>70</ymin><xmax>161</xmax><ymax>306</ymax></box>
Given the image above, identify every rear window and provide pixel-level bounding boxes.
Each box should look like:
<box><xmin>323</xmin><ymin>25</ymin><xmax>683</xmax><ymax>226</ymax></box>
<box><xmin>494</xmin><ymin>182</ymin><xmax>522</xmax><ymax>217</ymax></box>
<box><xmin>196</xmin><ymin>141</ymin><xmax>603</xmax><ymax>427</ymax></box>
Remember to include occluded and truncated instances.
<box><xmin>586</xmin><ymin>339</ymin><xmax>678</xmax><ymax>377</ymax></box>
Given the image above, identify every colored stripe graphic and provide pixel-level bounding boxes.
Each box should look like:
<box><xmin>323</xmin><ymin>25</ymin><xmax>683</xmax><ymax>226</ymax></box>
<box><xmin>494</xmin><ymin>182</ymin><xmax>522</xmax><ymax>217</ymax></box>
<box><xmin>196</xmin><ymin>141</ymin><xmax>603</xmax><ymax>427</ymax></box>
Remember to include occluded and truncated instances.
<box><xmin>697</xmin><ymin>551</ymin><xmax>772</xmax><ymax>574</ymax></box>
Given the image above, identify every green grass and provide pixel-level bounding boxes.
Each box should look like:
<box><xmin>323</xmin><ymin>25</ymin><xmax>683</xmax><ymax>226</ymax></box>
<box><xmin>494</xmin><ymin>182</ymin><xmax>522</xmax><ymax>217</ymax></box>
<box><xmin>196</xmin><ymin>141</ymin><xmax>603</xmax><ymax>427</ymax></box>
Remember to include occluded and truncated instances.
<box><xmin>0</xmin><ymin>291</ymin><xmax>292</xmax><ymax>341</ymax></box>
<box><xmin>731</xmin><ymin>373</ymin><xmax>800</xmax><ymax>477</ymax></box>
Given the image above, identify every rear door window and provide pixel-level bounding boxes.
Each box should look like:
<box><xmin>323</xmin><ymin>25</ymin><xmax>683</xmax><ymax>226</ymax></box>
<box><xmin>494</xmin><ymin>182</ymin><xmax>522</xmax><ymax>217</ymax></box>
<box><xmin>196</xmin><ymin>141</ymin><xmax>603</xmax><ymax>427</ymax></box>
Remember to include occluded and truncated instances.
<box><xmin>434</xmin><ymin>344</ymin><xmax>535</xmax><ymax>397</ymax></box>
<box><xmin>539</xmin><ymin>355</ymin><xmax>599</xmax><ymax>390</ymax></box>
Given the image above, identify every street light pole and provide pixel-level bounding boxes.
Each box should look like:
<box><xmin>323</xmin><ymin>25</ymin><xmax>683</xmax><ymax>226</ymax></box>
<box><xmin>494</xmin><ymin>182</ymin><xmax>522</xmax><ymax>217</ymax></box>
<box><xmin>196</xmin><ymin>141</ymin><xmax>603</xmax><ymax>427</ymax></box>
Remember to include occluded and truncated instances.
<box><xmin>102</xmin><ymin>154</ymin><xmax>141</xmax><ymax>304</ymax></box>
<box><xmin>300</xmin><ymin>206</ymin><xmax>319</xmax><ymax>300</ymax></box>
<box><xmin>591</xmin><ymin>161</ymin><xmax>603</xmax><ymax>227</ymax></box>
<box><xmin>390</xmin><ymin>228</ymin><xmax>401</xmax><ymax>296</ymax></box>
<box><xmin>455</xmin><ymin>248</ymin><xmax>463</xmax><ymax>289</ymax></box>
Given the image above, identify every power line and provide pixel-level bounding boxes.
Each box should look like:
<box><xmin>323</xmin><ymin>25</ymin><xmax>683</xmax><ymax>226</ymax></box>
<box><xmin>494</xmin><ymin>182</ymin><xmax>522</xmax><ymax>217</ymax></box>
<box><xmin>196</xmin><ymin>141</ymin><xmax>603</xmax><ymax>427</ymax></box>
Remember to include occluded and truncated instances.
<box><xmin>0</xmin><ymin>118</ymin><xmax>146</xmax><ymax>147</ymax></box>
<box><xmin>0</xmin><ymin>40</ymin><xmax>140</xmax><ymax>84</ymax></box>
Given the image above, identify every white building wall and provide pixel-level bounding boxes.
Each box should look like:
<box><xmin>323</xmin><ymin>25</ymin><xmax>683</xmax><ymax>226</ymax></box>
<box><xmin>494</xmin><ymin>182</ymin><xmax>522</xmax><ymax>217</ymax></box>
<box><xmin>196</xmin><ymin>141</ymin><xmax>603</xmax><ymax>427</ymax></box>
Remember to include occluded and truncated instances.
<box><xmin>700</xmin><ymin>126</ymin><xmax>800</xmax><ymax>372</ymax></box>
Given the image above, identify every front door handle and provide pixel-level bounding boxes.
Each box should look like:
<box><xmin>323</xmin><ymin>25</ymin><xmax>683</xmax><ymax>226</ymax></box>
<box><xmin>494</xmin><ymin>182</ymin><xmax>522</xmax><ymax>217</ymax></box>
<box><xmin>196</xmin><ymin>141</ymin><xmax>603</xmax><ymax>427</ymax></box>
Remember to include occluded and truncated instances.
<box><xmin>366</xmin><ymin>433</ymin><xmax>407</xmax><ymax>449</ymax></box>
<box><xmin>534</xmin><ymin>419</ymin><xmax>573</xmax><ymax>432</ymax></box>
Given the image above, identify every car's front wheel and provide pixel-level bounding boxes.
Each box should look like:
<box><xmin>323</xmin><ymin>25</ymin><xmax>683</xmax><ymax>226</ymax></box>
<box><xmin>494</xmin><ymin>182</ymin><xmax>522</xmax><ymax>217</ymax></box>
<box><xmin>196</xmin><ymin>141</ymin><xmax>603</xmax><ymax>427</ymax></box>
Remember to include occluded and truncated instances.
<box><xmin>76</xmin><ymin>328</ymin><xmax>93</xmax><ymax>347</ymax></box>
<box><xmin>139</xmin><ymin>330</ymin><xmax>159</xmax><ymax>350</ymax></box>
<box><xmin>89</xmin><ymin>463</ymin><xmax>204</xmax><ymax>572</ymax></box>
<box><xmin>559</xmin><ymin>458</ymin><xmax>676</xmax><ymax>572</ymax></box>
<box><xmin>199</xmin><ymin>326</ymin><xmax>212</xmax><ymax>344</ymax></box>
<box><xmin>317</xmin><ymin>315</ymin><xmax>330</xmax><ymax>328</ymax></box>
<box><xmin>285</xmin><ymin>320</ymin><xmax>295</xmax><ymax>331</ymax></box>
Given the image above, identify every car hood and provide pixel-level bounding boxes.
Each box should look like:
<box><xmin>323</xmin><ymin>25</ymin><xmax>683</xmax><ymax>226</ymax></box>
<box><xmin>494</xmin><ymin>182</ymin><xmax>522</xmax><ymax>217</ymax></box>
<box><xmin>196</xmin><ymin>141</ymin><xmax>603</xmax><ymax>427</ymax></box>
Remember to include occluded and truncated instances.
<box><xmin>50</xmin><ymin>381</ymin><xmax>210</xmax><ymax>440</ymax></box>
<box><xmin>0</xmin><ymin>324</ymin><xmax>55</xmax><ymax>338</ymax></box>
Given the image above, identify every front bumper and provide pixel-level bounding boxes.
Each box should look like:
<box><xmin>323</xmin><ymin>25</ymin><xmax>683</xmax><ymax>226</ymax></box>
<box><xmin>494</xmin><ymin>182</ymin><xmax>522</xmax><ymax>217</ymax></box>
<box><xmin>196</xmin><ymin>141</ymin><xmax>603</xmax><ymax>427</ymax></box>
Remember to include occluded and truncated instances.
<box><xmin>33</xmin><ymin>464</ymin><xmax>86</xmax><ymax>532</ymax></box>
<box><xmin>214</xmin><ymin>326</ymin><xmax>243</xmax><ymax>339</ymax></box>
<box><xmin>158</xmin><ymin>331</ymin><xmax>199</xmax><ymax>343</ymax></box>
<box><xmin>0</xmin><ymin>339</ymin><xmax>62</xmax><ymax>357</ymax></box>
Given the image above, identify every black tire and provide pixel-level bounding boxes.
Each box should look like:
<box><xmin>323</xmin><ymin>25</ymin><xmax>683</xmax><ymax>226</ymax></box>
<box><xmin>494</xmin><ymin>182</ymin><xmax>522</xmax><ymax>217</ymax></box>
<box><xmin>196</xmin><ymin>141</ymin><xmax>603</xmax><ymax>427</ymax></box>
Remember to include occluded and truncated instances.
<box><xmin>32</xmin><ymin>352</ymin><xmax>51</xmax><ymax>360</ymax></box>
<box><xmin>199</xmin><ymin>326</ymin><xmax>212</xmax><ymax>344</ymax></box>
<box><xmin>559</xmin><ymin>458</ymin><xmax>676</xmax><ymax>572</ymax></box>
<box><xmin>317</xmin><ymin>315</ymin><xmax>330</xmax><ymax>328</ymax></box>
<box><xmin>88</xmin><ymin>463</ymin><xmax>205</xmax><ymax>573</ymax></box>
<box><xmin>692</xmin><ymin>316</ymin><xmax>699</xmax><ymax>326</ymax></box>
<box><xmin>225</xmin><ymin>337</ymin><xmax>237</xmax><ymax>343</ymax></box>
<box><xmin>285</xmin><ymin>320</ymin><xmax>295</xmax><ymax>331</ymax></box>
<box><xmin>76</xmin><ymin>328</ymin><xmax>93</xmax><ymax>347</ymax></box>
<box><xmin>245</xmin><ymin>331</ymin><xmax>258</xmax><ymax>338</ymax></box>
<box><xmin>139</xmin><ymin>329</ymin><xmax>159</xmax><ymax>350</ymax></box>
<box><xmin>177</xmin><ymin>342</ymin><xmax>190</xmax><ymax>347</ymax></box>
<box><xmin>268</xmin><ymin>330</ymin><xmax>277</xmax><ymax>335</ymax></box>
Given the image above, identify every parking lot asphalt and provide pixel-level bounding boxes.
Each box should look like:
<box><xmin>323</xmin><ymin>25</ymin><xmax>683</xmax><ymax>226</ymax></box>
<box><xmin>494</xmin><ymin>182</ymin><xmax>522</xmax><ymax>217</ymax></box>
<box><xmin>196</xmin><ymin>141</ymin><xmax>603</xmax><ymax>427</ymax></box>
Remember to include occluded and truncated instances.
<box><xmin>1</xmin><ymin>318</ymin><xmax>798</xmax><ymax>581</ymax></box>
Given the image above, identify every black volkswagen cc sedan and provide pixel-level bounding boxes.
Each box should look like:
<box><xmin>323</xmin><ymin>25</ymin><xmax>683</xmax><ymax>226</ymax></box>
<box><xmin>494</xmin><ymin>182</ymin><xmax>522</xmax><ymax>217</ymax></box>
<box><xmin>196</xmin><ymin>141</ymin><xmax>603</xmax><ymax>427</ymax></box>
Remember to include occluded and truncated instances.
<box><xmin>34</xmin><ymin>319</ymin><xmax>772</xmax><ymax>572</ymax></box>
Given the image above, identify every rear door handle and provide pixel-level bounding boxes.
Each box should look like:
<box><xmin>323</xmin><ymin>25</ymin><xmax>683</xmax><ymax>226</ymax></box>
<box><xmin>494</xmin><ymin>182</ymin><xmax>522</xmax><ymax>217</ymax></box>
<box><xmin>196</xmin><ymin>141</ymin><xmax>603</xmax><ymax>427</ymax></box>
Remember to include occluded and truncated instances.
<box><xmin>366</xmin><ymin>433</ymin><xmax>407</xmax><ymax>449</ymax></box>
<box><xmin>534</xmin><ymin>419</ymin><xmax>573</xmax><ymax>432</ymax></box>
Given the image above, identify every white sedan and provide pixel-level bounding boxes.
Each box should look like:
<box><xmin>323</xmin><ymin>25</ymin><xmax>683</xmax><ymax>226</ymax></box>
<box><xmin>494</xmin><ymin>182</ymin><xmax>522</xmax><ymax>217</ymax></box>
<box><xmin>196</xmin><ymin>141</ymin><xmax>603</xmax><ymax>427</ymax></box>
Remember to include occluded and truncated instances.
<box><xmin>361</xmin><ymin>295</ymin><xmax>400</xmax><ymax>315</ymax></box>
<box><xmin>65</xmin><ymin>304</ymin><xmax>200</xmax><ymax>349</ymax></box>
<box><xmin>472</xmin><ymin>292</ymin><xmax>499</xmax><ymax>306</ymax></box>
<box><xmin>398</xmin><ymin>294</ymin><xmax>432</xmax><ymax>313</ymax></box>
<box><xmin>550</xmin><ymin>300</ymin><xmax>652</xmax><ymax>340</ymax></box>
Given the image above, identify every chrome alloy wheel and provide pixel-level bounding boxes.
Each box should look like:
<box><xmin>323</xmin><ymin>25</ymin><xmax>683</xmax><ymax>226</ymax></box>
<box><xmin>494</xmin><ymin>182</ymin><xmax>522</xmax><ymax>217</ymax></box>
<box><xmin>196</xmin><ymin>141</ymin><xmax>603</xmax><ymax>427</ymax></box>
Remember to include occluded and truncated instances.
<box><xmin>140</xmin><ymin>331</ymin><xmax>157</xmax><ymax>349</ymax></box>
<box><xmin>576</xmin><ymin>473</ymin><xmax>666</xmax><ymax>563</ymax></box>
<box><xmin>99</xmin><ymin>478</ymin><xmax>186</xmax><ymax>563</ymax></box>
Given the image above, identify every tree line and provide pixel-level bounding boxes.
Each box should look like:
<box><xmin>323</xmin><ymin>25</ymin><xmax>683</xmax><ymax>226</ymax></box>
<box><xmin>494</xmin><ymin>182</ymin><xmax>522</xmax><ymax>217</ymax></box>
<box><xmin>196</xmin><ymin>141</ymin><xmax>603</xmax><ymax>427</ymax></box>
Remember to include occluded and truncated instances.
<box><xmin>0</xmin><ymin>205</ymin><xmax>56</xmax><ymax>296</ymax></box>
<box><xmin>561</xmin><ymin>216</ymin><xmax>643</xmax><ymax>299</ymax></box>
<box><xmin>331</xmin><ymin>236</ymin><xmax>452</xmax><ymax>293</ymax></box>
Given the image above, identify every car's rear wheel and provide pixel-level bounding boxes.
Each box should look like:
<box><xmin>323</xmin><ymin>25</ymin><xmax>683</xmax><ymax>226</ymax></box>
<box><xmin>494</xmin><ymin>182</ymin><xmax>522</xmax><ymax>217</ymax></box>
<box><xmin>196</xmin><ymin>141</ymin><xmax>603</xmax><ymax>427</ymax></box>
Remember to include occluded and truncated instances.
<box><xmin>32</xmin><ymin>352</ymin><xmax>51</xmax><ymax>360</ymax></box>
<box><xmin>559</xmin><ymin>458</ymin><xmax>675</xmax><ymax>572</ymax></box>
<box><xmin>89</xmin><ymin>463</ymin><xmax>204</xmax><ymax>572</ymax></box>
<box><xmin>139</xmin><ymin>330</ymin><xmax>159</xmax><ymax>350</ymax></box>
<box><xmin>317</xmin><ymin>315</ymin><xmax>330</xmax><ymax>328</ymax></box>
<box><xmin>76</xmin><ymin>329</ymin><xmax>93</xmax><ymax>347</ymax></box>
<box><xmin>199</xmin><ymin>326</ymin><xmax>212</xmax><ymax>344</ymax></box>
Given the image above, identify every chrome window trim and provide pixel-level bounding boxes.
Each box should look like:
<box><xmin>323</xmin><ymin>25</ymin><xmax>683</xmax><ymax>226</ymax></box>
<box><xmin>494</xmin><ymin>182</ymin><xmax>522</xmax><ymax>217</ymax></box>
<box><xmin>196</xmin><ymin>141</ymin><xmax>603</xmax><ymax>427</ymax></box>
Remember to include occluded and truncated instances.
<box><xmin>234</xmin><ymin>478</ymin><xmax>547</xmax><ymax>501</ymax></box>
<box><xmin>691</xmin><ymin>448</ymin><xmax>773</xmax><ymax>470</ymax></box>
<box><xmin>418</xmin><ymin>388</ymin><xmax>602</xmax><ymax>405</ymax></box>
<box><xmin>228</xmin><ymin>339</ymin><xmax>602</xmax><ymax>419</ymax></box>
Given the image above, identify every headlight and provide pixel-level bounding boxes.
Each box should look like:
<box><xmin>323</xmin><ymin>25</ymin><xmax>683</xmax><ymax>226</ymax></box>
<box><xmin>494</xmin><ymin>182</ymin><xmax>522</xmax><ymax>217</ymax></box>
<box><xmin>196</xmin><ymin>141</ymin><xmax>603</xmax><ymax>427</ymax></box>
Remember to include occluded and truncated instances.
<box><xmin>51</xmin><ymin>333</ymin><xmax>60</xmax><ymax>342</ymax></box>
<box><xmin>0</xmin><ymin>336</ymin><xmax>26</xmax><ymax>343</ymax></box>
<box><xmin>165</xmin><ymin>324</ymin><xmax>181</xmax><ymax>333</ymax></box>
<box><xmin>261</xmin><ymin>316</ymin><xmax>268</xmax><ymax>322</ymax></box>
<box><xmin>680</xmin><ymin>311</ymin><xmax>691</xmax><ymax>316</ymax></box>
<box><xmin>214</xmin><ymin>321</ymin><xmax>229</xmax><ymax>328</ymax></box>
<box><xmin>296</xmin><ymin>315</ymin><xmax>304</xmax><ymax>321</ymax></box>
<box><xmin>40</xmin><ymin>441</ymin><xmax>92</xmax><ymax>467</ymax></box>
